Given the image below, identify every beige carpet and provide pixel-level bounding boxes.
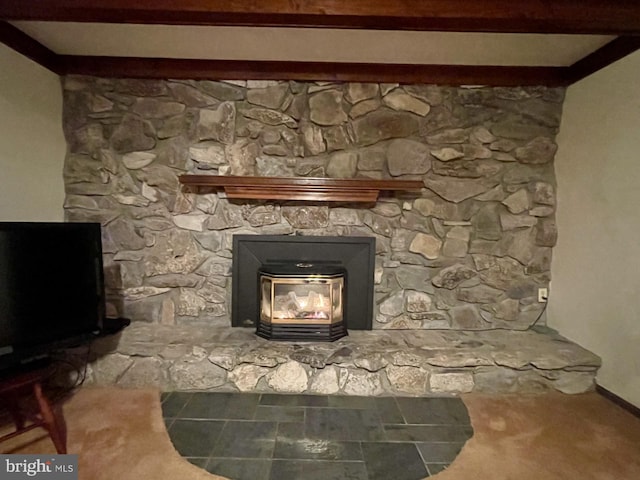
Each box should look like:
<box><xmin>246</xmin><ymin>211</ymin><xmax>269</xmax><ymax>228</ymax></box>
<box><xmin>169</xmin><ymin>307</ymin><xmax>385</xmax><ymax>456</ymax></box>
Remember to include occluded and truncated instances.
<box><xmin>2</xmin><ymin>387</ymin><xmax>640</xmax><ymax>480</ymax></box>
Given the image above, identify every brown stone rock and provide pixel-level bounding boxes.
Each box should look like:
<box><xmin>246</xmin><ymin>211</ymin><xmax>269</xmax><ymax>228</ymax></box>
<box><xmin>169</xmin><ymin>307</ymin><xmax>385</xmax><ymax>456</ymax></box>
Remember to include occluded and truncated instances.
<box><xmin>484</xmin><ymin>298</ymin><xmax>520</xmax><ymax>321</ymax></box>
<box><xmin>409</xmin><ymin>233</ymin><xmax>442</xmax><ymax>260</ymax></box>
<box><xmin>167</xmin><ymin>82</ymin><xmax>218</xmax><ymax>107</ymax></box>
<box><xmin>256</xmin><ymin>156</ymin><xmax>294</xmax><ymax>176</ymax></box>
<box><xmin>429</xmin><ymin>372</ymin><xmax>474</xmax><ymax>393</ymax></box>
<box><xmin>426</xmin><ymin>128</ymin><xmax>468</xmax><ymax>144</ymax></box>
<box><xmin>226</xmin><ymin>139</ymin><xmax>260</xmax><ymax>176</ymax></box>
<box><xmin>473</xmin><ymin>204</ymin><xmax>502</xmax><ymax>241</ymax></box>
<box><xmin>515</xmin><ymin>137</ymin><xmax>558</xmax><ymax>164</ymax></box>
<box><xmin>116</xmin><ymin>79</ymin><xmax>168</xmax><ymax>97</ymax></box>
<box><xmin>386</xmin><ymin>365</ymin><xmax>428</xmax><ymax>394</ymax></box>
<box><xmin>364</xmin><ymin>212</ymin><xmax>396</xmax><ymax>237</ymax></box>
<box><xmin>372</xmin><ymin>202</ymin><xmax>402</xmax><ymax>217</ymax></box>
<box><xmin>111</xmin><ymin>114</ymin><xmax>156</xmax><ymax>153</ymax></box>
<box><xmin>103</xmin><ymin>218</ymin><xmax>146</xmax><ymax>251</ymax></box>
<box><xmin>500</xmin><ymin>212</ymin><xmax>537</xmax><ymax>230</ymax></box>
<box><xmin>526</xmin><ymin>248</ymin><xmax>552</xmax><ymax>274</ymax></box>
<box><xmin>503</xmin><ymin>164</ymin><xmax>553</xmax><ymax>185</ymax></box>
<box><xmin>309</xmin><ymin>367</ymin><xmax>340</xmax><ymax>394</ymax></box>
<box><xmin>502</xmin><ymin>189</ymin><xmax>530</xmax><ymax>214</ymax></box>
<box><xmin>392</xmin><ymin>266</ymin><xmax>430</xmax><ymax>293</ymax></box>
<box><xmin>199</xmin><ymin>81</ymin><xmax>245</xmax><ymax>101</ymax></box>
<box><xmin>405</xmin><ymin>291</ymin><xmax>433</xmax><ymax>313</ymax></box>
<box><xmin>147</xmin><ymin>274</ymin><xmax>201</xmax><ymax>288</ymax></box>
<box><xmin>229</xmin><ymin>364</ymin><xmax>270</xmax><ymax>392</ymax></box>
<box><xmin>471</xmin><ymin>126</ymin><xmax>496</xmax><ymax>144</ymax></box>
<box><xmin>535</xmin><ymin>218</ymin><xmax>558</xmax><ymax>247</ymax></box>
<box><xmin>383</xmin><ymin>90</ymin><xmax>431</xmax><ymax>116</ymax></box>
<box><xmin>449</xmin><ymin>305</ymin><xmax>484</xmax><ymax>329</ymax></box>
<box><xmin>267</xmin><ymin>361</ymin><xmax>309</xmax><ymax>393</ymax></box>
<box><xmin>529</xmin><ymin>206</ymin><xmax>555</xmax><ymax>217</ymax></box>
<box><xmin>349</xmin><ymin>99</ymin><xmax>381</xmax><ymax>119</ymax></box>
<box><xmin>387</xmin><ymin>139</ymin><xmax>432</xmax><ymax>176</ymax></box>
<box><xmin>189</xmin><ymin>143</ymin><xmax>225</xmax><ymax>167</ymax></box>
<box><xmin>479</xmin><ymin>257</ymin><xmax>525</xmax><ymax>290</ymax></box>
<box><xmin>285</xmin><ymin>93</ymin><xmax>307</xmax><ymax>120</ymax></box>
<box><xmin>193</xmin><ymin>232</ymin><xmax>222</xmax><ymax>252</ymax></box>
<box><xmin>242</xmin><ymin>107</ymin><xmax>297</xmax><ymax>128</ymax></box>
<box><xmin>490</xmin><ymin>138</ymin><xmax>518</xmax><ymax>152</ymax></box>
<box><xmin>243</xmin><ymin>205</ymin><xmax>280</xmax><ymax>227</ymax></box>
<box><xmin>432</xmin><ymin>264</ymin><xmax>477</xmax><ymax>289</ymax></box>
<box><xmin>530</xmin><ymin>181</ymin><xmax>556</xmax><ymax>205</ymax></box>
<box><xmin>309</xmin><ymin>89</ymin><xmax>348</xmax><ymax>126</ymax></box>
<box><xmin>197</xmin><ymin>281</ymin><xmax>227</xmax><ymax>304</ymax></box>
<box><xmin>247</xmin><ymin>84</ymin><xmax>289</xmax><ymax>109</ymax></box>
<box><xmin>413</xmin><ymin>197</ymin><xmax>477</xmax><ymax>221</ymax></box>
<box><xmin>324</xmin><ymin>125</ymin><xmax>351</xmax><ymax>151</ymax></box>
<box><xmin>424</xmin><ymin>175</ymin><xmax>499</xmax><ymax>203</ymax></box>
<box><xmin>327</xmin><ymin>151</ymin><xmax>358</xmax><ymax>178</ymax></box>
<box><xmin>123</xmin><ymin>151</ymin><xmax>156</xmax><ymax>170</ymax></box>
<box><xmin>144</xmin><ymin>230</ymin><xmax>205</xmax><ymax>276</ymax></box>
<box><xmin>491</xmin><ymin>119</ymin><xmax>553</xmax><ymax>141</ymax></box>
<box><xmin>403</xmin><ymin>85</ymin><xmax>445</xmax><ymax>105</ymax></box>
<box><xmin>283</xmin><ymin>206</ymin><xmax>329</xmax><ymax>229</ymax></box>
<box><xmin>131</xmin><ymin>98</ymin><xmax>185</xmax><ymax>118</ymax></box>
<box><xmin>117</xmin><ymin>357</ymin><xmax>166</xmax><ymax>389</ymax></box>
<box><xmin>301</xmin><ymin>122</ymin><xmax>326</xmax><ymax>155</ymax></box>
<box><xmin>169</xmin><ymin>359</ymin><xmax>226</xmax><ymax>390</ymax></box>
<box><xmin>398</xmin><ymin>212</ymin><xmax>433</xmax><ymax>234</ymax></box>
<box><xmin>431</xmin><ymin>147</ymin><xmax>464</xmax><ymax>162</ymax></box>
<box><xmin>442</xmin><ymin>226</ymin><xmax>471</xmax><ymax>258</ymax></box>
<box><xmin>207</xmin><ymin>203</ymin><xmax>245</xmax><ymax>230</ymax></box>
<box><xmin>340</xmin><ymin>369</ymin><xmax>384</xmax><ymax>396</ymax></box>
<box><xmin>135</xmin><ymin>165</ymin><xmax>180</xmax><ymax>193</ymax></box>
<box><xmin>346</xmin><ymin>83</ymin><xmax>380</xmax><ymax>104</ymax></box>
<box><xmin>433</xmin><ymin>159</ymin><xmax>502</xmax><ymax>178</ymax></box>
<box><xmin>197</xmin><ymin>102</ymin><xmax>236</xmax><ymax>144</ymax></box>
<box><xmin>353</xmin><ymin>111</ymin><xmax>419</xmax><ymax>146</ymax></box>
<box><xmin>458</xmin><ymin>284</ymin><xmax>503</xmax><ymax>303</ymax></box>
<box><xmin>379</xmin><ymin>291</ymin><xmax>405</xmax><ymax>316</ymax></box>
<box><xmin>497</xmin><ymin>228</ymin><xmax>538</xmax><ymax>265</ymax></box>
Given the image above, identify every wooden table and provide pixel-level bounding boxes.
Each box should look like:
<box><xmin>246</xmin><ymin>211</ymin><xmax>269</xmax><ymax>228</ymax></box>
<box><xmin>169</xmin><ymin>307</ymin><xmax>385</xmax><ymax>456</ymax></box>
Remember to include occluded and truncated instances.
<box><xmin>0</xmin><ymin>363</ymin><xmax>67</xmax><ymax>454</ymax></box>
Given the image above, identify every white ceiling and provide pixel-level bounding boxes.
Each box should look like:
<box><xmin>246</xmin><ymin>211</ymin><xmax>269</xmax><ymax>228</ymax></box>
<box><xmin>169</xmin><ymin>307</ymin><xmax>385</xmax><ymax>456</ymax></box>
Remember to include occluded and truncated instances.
<box><xmin>11</xmin><ymin>21</ymin><xmax>615</xmax><ymax>67</ymax></box>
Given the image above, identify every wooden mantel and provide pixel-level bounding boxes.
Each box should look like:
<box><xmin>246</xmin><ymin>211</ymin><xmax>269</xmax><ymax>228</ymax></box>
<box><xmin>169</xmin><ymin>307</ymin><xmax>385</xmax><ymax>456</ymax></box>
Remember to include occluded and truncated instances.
<box><xmin>179</xmin><ymin>175</ymin><xmax>423</xmax><ymax>202</ymax></box>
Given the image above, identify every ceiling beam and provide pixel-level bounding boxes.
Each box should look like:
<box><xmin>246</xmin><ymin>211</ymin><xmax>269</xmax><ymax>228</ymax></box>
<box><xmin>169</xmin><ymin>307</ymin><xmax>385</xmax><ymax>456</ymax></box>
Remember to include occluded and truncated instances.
<box><xmin>0</xmin><ymin>21</ymin><xmax>61</xmax><ymax>73</ymax></box>
<box><xmin>2</xmin><ymin>0</ymin><xmax>640</xmax><ymax>35</ymax></box>
<box><xmin>564</xmin><ymin>36</ymin><xmax>640</xmax><ymax>84</ymax></box>
<box><xmin>58</xmin><ymin>56</ymin><xmax>569</xmax><ymax>86</ymax></box>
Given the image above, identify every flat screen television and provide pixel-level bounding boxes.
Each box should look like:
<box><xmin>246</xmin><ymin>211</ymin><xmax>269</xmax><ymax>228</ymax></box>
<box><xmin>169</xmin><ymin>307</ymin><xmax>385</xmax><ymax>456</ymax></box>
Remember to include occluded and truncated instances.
<box><xmin>0</xmin><ymin>222</ymin><xmax>105</xmax><ymax>370</ymax></box>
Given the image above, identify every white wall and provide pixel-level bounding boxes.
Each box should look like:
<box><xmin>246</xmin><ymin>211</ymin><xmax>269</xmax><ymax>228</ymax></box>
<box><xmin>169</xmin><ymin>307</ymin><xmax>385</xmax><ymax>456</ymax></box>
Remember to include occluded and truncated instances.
<box><xmin>0</xmin><ymin>44</ymin><xmax>65</xmax><ymax>221</ymax></box>
<box><xmin>551</xmin><ymin>50</ymin><xmax>640</xmax><ymax>407</ymax></box>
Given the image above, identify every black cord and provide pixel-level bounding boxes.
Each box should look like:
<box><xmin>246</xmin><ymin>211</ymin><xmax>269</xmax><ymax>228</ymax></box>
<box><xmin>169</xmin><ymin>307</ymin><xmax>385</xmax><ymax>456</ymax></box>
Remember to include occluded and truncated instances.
<box><xmin>525</xmin><ymin>294</ymin><xmax>549</xmax><ymax>331</ymax></box>
<box><xmin>46</xmin><ymin>343</ymin><xmax>92</xmax><ymax>404</ymax></box>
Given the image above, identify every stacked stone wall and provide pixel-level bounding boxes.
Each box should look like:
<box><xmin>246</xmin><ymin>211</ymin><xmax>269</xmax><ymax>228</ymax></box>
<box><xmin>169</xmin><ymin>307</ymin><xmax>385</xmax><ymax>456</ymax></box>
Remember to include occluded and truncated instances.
<box><xmin>62</xmin><ymin>77</ymin><xmax>562</xmax><ymax>331</ymax></box>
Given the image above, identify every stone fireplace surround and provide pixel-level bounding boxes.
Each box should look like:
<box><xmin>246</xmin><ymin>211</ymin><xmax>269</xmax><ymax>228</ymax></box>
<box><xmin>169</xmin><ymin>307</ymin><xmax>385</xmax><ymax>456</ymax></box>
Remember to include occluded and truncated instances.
<box><xmin>59</xmin><ymin>76</ymin><xmax>601</xmax><ymax>394</ymax></box>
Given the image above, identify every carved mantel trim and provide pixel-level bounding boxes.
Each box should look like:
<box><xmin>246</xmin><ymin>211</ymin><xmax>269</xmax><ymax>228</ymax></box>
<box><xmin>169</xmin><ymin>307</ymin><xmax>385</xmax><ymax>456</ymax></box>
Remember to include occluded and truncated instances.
<box><xmin>179</xmin><ymin>175</ymin><xmax>423</xmax><ymax>202</ymax></box>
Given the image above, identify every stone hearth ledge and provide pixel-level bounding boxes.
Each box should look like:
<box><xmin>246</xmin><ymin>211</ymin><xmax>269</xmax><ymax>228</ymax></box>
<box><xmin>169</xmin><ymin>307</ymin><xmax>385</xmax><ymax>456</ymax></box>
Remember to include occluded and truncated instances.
<box><xmin>85</xmin><ymin>323</ymin><xmax>601</xmax><ymax>396</ymax></box>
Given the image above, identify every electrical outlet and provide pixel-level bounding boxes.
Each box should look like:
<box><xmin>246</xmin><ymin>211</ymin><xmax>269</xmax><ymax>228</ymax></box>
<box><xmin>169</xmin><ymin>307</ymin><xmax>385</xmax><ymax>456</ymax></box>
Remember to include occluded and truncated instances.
<box><xmin>538</xmin><ymin>287</ymin><xmax>548</xmax><ymax>303</ymax></box>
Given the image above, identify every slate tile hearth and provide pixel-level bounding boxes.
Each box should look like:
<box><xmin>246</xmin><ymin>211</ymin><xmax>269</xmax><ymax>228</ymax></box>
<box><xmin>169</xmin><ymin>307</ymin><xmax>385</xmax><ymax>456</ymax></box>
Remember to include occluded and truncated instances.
<box><xmin>162</xmin><ymin>392</ymin><xmax>473</xmax><ymax>480</ymax></box>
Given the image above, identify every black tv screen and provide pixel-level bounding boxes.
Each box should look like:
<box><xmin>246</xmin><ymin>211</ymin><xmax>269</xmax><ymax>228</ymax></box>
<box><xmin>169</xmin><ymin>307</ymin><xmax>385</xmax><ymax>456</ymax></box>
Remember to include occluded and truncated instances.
<box><xmin>0</xmin><ymin>222</ymin><xmax>105</xmax><ymax>368</ymax></box>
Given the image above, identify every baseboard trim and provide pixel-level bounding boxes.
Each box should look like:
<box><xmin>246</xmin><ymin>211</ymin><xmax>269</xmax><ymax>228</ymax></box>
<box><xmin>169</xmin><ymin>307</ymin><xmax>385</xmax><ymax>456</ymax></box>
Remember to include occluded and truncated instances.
<box><xmin>596</xmin><ymin>384</ymin><xmax>640</xmax><ymax>418</ymax></box>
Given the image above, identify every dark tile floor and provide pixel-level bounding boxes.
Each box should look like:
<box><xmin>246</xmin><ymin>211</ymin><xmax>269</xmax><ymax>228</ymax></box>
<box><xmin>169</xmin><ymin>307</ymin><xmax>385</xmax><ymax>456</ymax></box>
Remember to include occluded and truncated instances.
<box><xmin>162</xmin><ymin>392</ymin><xmax>473</xmax><ymax>480</ymax></box>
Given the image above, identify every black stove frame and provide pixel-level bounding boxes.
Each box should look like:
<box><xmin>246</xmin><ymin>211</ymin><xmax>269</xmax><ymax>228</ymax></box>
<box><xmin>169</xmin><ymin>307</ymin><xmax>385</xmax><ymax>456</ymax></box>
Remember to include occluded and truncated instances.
<box><xmin>232</xmin><ymin>235</ymin><xmax>375</xmax><ymax>331</ymax></box>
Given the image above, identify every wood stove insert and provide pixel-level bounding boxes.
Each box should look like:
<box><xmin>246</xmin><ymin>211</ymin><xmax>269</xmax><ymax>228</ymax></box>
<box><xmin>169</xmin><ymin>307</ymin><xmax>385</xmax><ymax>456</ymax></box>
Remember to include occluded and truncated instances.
<box><xmin>257</xmin><ymin>262</ymin><xmax>347</xmax><ymax>341</ymax></box>
<box><xmin>232</xmin><ymin>235</ymin><xmax>375</xmax><ymax>333</ymax></box>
